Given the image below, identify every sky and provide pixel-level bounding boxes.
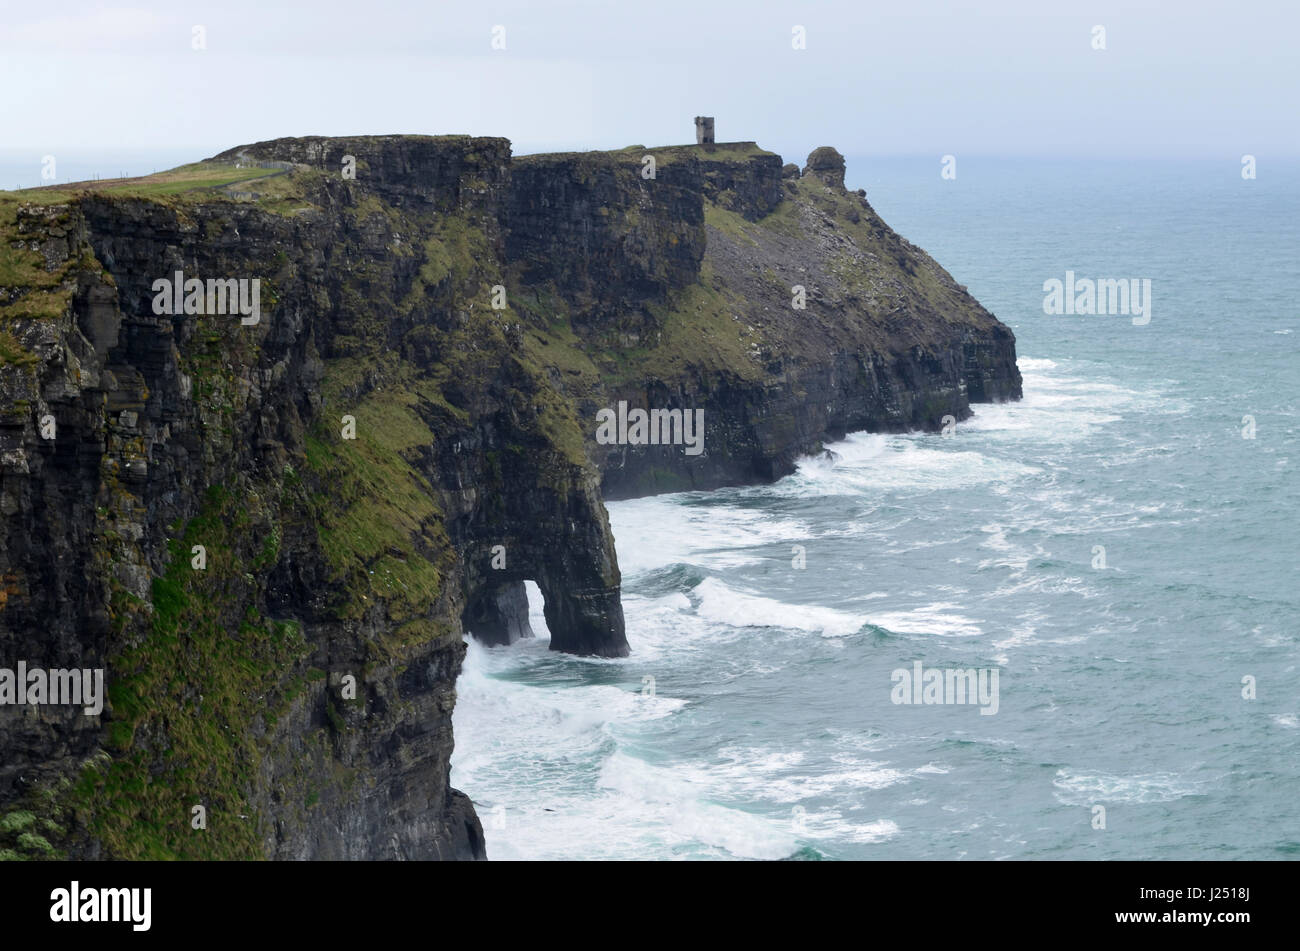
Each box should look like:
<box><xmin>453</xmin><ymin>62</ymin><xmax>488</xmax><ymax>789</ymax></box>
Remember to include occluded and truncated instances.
<box><xmin>1</xmin><ymin>0</ymin><xmax>1297</xmax><ymax>163</ymax></box>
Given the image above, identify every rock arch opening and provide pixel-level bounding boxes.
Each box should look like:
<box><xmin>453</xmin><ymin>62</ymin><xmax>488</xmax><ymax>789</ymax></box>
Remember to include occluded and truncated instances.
<box><xmin>463</xmin><ymin>579</ymin><xmax>535</xmax><ymax>647</ymax></box>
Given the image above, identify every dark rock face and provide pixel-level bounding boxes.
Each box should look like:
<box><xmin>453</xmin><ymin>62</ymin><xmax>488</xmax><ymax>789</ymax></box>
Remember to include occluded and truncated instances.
<box><xmin>213</xmin><ymin>135</ymin><xmax>513</xmax><ymax>214</ymax></box>
<box><xmin>505</xmin><ymin>152</ymin><xmax>704</xmax><ymax>328</ymax></box>
<box><xmin>803</xmin><ymin>146</ymin><xmax>847</xmax><ymax>189</ymax></box>
<box><xmin>0</xmin><ymin>206</ymin><xmax>115</xmax><ymax>829</ymax></box>
<box><xmin>691</xmin><ymin>148</ymin><xmax>784</xmax><ymax>220</ymax></box>
<box><xmin>0</xmin><ymin>132</ymin><xmax>1019</xmax><ymax>861</ymax></box>
<box><xmin>464</xmin><ymin>581</ymin><xmax>533</xmax><ymax>647</ymax></box>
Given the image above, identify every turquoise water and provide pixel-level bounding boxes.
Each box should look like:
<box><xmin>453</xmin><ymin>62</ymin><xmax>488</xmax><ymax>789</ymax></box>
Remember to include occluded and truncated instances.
<box><xmin>452</xmin><ymin>157</ymin><xmax>1300</xmax><ymax>859</ymax></box>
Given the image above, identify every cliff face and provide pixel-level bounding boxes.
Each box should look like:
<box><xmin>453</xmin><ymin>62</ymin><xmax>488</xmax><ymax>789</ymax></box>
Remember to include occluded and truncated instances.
<box><xmin>0</xmin><ymin>134</ymin><xmax>1019</xmax><ymax>860</ymax></box>
<box><xmin>441</xmin><ymin>139</ymin><xmax>1020</xmax><ymax>499</ymax></box>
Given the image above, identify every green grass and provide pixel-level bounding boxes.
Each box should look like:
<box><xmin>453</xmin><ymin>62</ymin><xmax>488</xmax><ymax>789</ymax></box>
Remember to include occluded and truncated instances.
<box><xmin>602</xmin><ymin>261</ymin><xmax>765</xmax><ymax>386</ymax></box>
<box><xmin>0</xmin><ymin>795</ymin><xmax>69</xmax><ymax>861</ymax></box>
<box><xmin>0</xmin><ymin>329</ymin><xmax>37</xmax><ymax>367</ymax></box>
<box><xmin>780</xmin><ymin>175</ymin><xmax>965</xmax><ymax>326</ymax></box>
<box><xmin>73</xmin><ymin>485</ymin><xmax>310</xmax><ymax>860</ymax></box>
<box><xmin>607</xmin><ymin>141</ymin><xmax>777</xmax><ymax>167</ymax></box>
<box><xmin>4</xmin><ymin>163</ymin><xmax>285</xmax><ymax>205</ymax></box>
<box><xmin>0</xmin><ymin>218</ymin><xmax>62</xmax><ymax>289</ymax></box>
<box><xmin>0</xmin><ymin>202</ymin><xmax>82</xmax><ymax>325</ymax></box>
<box><xmin>520</xmin><ymin>299</ymin><xmax>601</xmax><ymax>384</ymax></box>
<box><xmin>304</xmin><ymin>379</ymin><xmax>455</xmax><ymax>635</ymax></box>
<box><xmin>704</xmin><ymin>202</ymin><xmax>759</xmax><ymax>246</ymax></box>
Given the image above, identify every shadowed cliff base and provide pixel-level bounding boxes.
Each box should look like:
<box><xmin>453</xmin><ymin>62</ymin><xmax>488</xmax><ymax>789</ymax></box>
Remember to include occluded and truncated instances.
<box><xmin>0</xmin><ymin>132</ymin><xmax>1017</xmax><ymax>860</ymax></box>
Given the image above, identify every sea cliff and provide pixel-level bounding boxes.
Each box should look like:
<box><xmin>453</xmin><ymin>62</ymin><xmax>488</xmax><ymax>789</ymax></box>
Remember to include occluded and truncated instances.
<box><xmin>0</xmin><ymin>134</ymin><xmax>1020</xmax><ymax>859</ymax></box>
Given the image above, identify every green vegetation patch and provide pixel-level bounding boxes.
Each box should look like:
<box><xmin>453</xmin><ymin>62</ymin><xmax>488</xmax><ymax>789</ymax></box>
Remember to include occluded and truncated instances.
<box><xmin>0</xmin><ymin>329</ymin><xmax>38</xmax><ymax>367</ymax></box>
<box><xmin>615</xmin><ymin>142</ymin><xmax>777</xmax><ymax>168</ymax></box>
<box><xmin>5</xmin><ymin>163</ymin><xmax>285</xmax><ymax>206</ymax></box>
<box><xmin>704</xmin><ymin>202</ymin><xmax>759</xmax><ymax>247</ymax></box>
<box><xmin>601</xmin><ymin>261</ymin><xmax>765</xmax><ymax>385</ymax></box>
<box><xmin>0</xmin><ymin>201</ymin><xmax>80</xmax><ymax>326</ymax></box>
<box><xmin>304</xmin><ymin>378</ymin><xmax>454</xmax><ymax>634</ymax></box>
<box><xmin>0</xmin><ymin>782</ymin><xmax>70</xmax><ymax>861</ymax></box>
<box><xmin>74</xmin><ymin>485</ymin><xmax>309</xmax><ymax>859</ymax></box>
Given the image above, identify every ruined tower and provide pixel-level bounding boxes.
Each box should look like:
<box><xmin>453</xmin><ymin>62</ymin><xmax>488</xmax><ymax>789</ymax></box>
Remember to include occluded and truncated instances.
<box><xmin>694</xmin><ymin>116</ymin><xmax>715</xmax><ymax>145</ymax></box>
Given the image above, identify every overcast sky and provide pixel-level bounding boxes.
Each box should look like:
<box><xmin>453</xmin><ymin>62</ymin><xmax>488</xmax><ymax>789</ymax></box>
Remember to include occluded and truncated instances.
<box><xmin>2</xmin><ymin>0</ymin><xmax>1296</xmax><ymax>160</ymax></box>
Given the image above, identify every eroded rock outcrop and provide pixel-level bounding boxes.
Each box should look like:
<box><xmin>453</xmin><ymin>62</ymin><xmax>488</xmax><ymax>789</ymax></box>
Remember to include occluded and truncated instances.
<box><xmin>803</xmin><ymin>145</ymin><xmax>847</xmax><ymax>189</ymax></box>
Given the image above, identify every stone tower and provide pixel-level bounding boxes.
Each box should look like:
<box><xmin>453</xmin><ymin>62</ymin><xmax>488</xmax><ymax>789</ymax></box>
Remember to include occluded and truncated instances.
<box><xmin>694</xmin><ymin>116</ymin><xmax>715</xmax><ymax>145</ymax></box>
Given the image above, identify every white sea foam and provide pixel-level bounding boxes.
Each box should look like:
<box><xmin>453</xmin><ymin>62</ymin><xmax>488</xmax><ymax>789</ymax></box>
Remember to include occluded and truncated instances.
<box><xmin>609</xmin><ymin>498</ymin><xmax>809</xmax><ymax>574</ymax></box>
<box><xmin>701</xmin><ymin>747</ymin><xmax>909</xmax><ymax>800</ymax></box>
<box><xmin>777</xmin><ymin>432</ymin><xmax>1040</xmax><ymax>499</ymax></box>
<box><xmin>454</xmin><ymin>620</ymin><xmax>912</xmax><ymax>858</ymax></box>
<box><xmin>694</xmin><ymin>577</ymin><xmax>868</xmax><ymax>637</ymax></box>
<box><xmin>865</xmin><ymin>603</ymin><xmax>984</xmax><ymax>638</ymax></box>
<box><xmin>619</xmin><ymin>590</ymin><xmax>748</xmax><ymax>662</ymax></box>
<box><xmin>796</xmin><ymin>813</ymin><xmax>901</xmax><ymax>844</ymax></box>
<box><xmin>453</xmin><ymin>639</ymin><xmax>755</xmax><ymax>861</ymax></box>
<box><xmin>595</xmin><ymin>752</ymin><xmax>800</xmax><ymax>860</ymax></box>
<box><xmin>1052</xmin><ymin>768</ymin><xmax>1200</xmax><ymax>805</ymax></box>
<box><xmin>959</xmin><ymin>360</ymin><xmax>1181</xmax><ymax>444</ymax></box>
<box><xmin>1017</xmin><ymin>357</ymin><xmax>1058</xmax><ymax>371</ymax></box>
<box><xmin>991</xmin><ymin>621</ymin><xmax>1039</xmax><ymax>664</ymax></box>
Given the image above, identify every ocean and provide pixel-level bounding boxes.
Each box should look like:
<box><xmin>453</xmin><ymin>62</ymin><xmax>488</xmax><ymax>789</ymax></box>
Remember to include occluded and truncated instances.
<box><xmin>451</xmin><ymin>157</ymin><xmax>1300</xmax><ymax>859</ymax></box>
